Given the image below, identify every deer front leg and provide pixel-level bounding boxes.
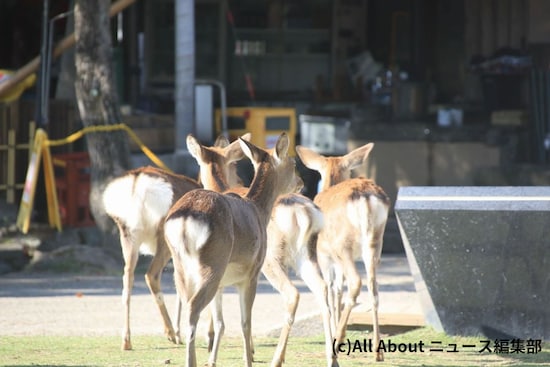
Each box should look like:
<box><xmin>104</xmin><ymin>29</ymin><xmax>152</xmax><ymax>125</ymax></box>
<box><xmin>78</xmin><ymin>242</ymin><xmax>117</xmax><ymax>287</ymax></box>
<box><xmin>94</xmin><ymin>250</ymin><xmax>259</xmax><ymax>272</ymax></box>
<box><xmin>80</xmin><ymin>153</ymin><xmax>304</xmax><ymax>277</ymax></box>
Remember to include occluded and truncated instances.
<box><xmin>144</xmin><ymin>239</ymin><xmax>177</xmax><ymax>344</ymax></box>
<box><xmin>120</xmin><ymin>232</ymin><xmax>139</xmax><ymax>351</ymax></box>
<box><xmin>238</xmin><ymin>278</ymin><xmax>258</xmax><ymax>367</ymax></box>
<box><xmin>262</xmin><ymin>260</ymin><xmax>300</xmax><ymax>367</ymax></box>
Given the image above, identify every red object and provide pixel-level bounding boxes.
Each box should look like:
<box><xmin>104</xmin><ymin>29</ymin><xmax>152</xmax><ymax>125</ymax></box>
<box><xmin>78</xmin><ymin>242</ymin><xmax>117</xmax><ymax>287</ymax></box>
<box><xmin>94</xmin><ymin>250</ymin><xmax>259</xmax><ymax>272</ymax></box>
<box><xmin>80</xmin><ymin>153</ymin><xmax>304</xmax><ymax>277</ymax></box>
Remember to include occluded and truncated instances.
<box><xmin>226</xmin><ymin>10</ymin><xmax>235</xmax><ymax>25</ymax></box>
<box><xmin>245</xmin><ymin>74</ymin><xmax>256</xmax><ymax>100</ymax></box>
<box><xmin>53</xmin><ymin>152</ymin><xmax>94</xmax><ymax>227</ymax></box>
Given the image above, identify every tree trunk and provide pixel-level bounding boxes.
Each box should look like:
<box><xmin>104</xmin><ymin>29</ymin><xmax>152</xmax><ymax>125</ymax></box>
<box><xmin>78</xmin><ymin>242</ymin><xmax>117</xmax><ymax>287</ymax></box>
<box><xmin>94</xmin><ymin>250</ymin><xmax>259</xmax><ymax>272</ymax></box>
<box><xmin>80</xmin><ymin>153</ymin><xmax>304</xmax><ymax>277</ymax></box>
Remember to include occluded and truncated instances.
<box><xmin>74</xmin><ymin>0</ymin><xmax>131</xmax><ymax>235</ymax></box>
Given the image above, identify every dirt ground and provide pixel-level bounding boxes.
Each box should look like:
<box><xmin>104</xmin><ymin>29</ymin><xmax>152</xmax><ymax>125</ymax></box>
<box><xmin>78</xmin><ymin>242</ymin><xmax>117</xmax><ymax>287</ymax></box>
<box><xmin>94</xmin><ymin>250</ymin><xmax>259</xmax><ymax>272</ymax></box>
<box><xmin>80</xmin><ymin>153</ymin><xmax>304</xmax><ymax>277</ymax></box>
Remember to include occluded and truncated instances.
<box><xmin>1</xmin><ymin>198</ymin><xmax>422</xmax><ymax>339</ymax></box>
<box><xmin>0</xmin><ymin>254</ymin><xmax>421</xmax><ymax>339</ymax></box>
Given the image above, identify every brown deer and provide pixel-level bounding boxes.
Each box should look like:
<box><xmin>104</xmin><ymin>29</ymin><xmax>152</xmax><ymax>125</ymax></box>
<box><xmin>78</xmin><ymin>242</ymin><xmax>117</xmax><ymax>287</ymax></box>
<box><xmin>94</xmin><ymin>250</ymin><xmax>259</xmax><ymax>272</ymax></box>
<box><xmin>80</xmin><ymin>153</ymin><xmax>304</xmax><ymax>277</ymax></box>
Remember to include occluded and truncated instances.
<box><xmin>187</xmin><ymin>135</ymin><xmax>337</xmax><ymax>367</ymax></box>
<box><xmin>265</xmin><ymin>192</ymin><xmax>338</xmax><ymax>367</ymax></box>
<box><xmin>102</xmin><ymin>135</ymin><xmax>247</xmax><ymax>350</ymax></box>
<box><xmin>296</xmin><ymin>143</ymin><xmax>390</xmax><ymax>362</ymax></box>
<box><xmin>163</xmin><ymin>133</ymin><xmax>299</xmax><ymax>367</ymax></box>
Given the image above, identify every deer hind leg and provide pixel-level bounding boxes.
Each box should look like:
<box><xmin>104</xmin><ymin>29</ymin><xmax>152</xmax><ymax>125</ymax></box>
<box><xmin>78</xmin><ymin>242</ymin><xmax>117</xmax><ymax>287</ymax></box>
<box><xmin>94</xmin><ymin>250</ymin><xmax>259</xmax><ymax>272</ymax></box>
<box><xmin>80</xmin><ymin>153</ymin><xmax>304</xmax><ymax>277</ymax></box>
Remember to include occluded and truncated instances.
<box><xmin>333</xmin><ymin>265</ymin><xmax>344</xmax><ymax>329</ymax></box>
<box><xmin>119</xmin><ymin>226</ymin><xmax>139</xmax><ymax>351</ymax></box>
<box><xmin>262</xmin><ymin>259</ymin><xmax>299</xmax><ymax>367</ymax></box>
<box><xmin>206</xmin><ymin>310</ymin><xmax>215</xmax><ymax>352</ymax></box>
<box><xmin>144</xmin><ymin>236</ymin><xmax>177</xmax><ymax>344</ymax></box>
<box><xmin>334</xmin><ymin>252</ymin><xmax>361</xmax><ymax>345</ymax></box>
<box><xmin>363</xmin><ymin>235</ymin><xmax>384</xmax><ymax>362</ymax></box>
<box><xmin>173</xmin><ymin>294</ymin><xmax>183</xmax><ymax>345</ymax></box>
<box><xmin>207</xmin><ymin>290</ymin><xmax>225</xmax><ymax>367</ymax></box>
<box><xmin>299</xmin><ymin>258</ymin><xmax>339</xmax><ymax>367</ymax></box>
<box><xmin>318</xmin><ymin>253</ymin><xmax>338</xmax><ymax>337</ymax></box>
<box><xmin>183</xmin><ymin>271</ymin><xmax>223</xmax><ymax>367</ymax></box>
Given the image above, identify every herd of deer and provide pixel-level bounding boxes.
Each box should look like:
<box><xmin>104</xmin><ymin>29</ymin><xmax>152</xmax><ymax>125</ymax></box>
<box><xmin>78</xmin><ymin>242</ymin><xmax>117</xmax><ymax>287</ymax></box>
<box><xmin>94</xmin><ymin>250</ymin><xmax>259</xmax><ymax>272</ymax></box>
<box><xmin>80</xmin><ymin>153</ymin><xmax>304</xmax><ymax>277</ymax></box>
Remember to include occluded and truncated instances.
<box><xmin>102</xmin><ymin>132</ymin><xmax>390</xmax><ymax>367</ymax></box>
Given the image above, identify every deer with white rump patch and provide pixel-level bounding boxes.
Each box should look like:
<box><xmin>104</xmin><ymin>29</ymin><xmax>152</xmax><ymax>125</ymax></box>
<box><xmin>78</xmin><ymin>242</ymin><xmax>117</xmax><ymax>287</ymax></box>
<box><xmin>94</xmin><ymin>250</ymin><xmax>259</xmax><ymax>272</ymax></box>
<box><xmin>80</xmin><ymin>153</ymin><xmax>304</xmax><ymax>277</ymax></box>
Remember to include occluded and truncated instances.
<box><xmin>296</xmin><ymin>143</ymin><xmax>390</xmax><ymax>362</ymax></box>
<box><xmin>164</xmin><ymin>133</ymin><xmax>299</xmax><ymax>367</ymax></box>
<box><xmin>265</xmin><ymin>191</ymin><xmax>338</xmax><ymax>367</ymax></box>
<box><xmin>102</xmin><ymin>135</ymin><xmax>247</xmax><ymax>350</ymax></box>
<box><xmin>187</xmin><ymin>135</ymin><xmax>338</xmax><ymax>367</ymax></box>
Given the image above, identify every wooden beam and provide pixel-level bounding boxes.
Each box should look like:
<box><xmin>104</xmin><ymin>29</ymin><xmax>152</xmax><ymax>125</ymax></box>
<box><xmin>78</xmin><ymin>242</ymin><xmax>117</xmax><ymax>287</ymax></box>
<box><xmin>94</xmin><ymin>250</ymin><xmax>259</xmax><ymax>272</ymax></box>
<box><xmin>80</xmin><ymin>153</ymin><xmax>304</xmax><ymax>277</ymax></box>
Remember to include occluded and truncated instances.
<box><xmin>0</xmin><ymin>0</ymin><xmax>136</xmax><ymax>99</ymax></box>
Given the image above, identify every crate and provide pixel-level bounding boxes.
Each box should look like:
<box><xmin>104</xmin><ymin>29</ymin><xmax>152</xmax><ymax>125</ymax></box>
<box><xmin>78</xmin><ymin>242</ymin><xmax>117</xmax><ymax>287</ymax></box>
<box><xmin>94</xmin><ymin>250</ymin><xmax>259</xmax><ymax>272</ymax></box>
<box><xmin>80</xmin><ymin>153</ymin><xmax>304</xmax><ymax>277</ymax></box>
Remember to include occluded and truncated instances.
<box><xmin>53</xmin><ymin>152</ymin><xmax>94</xmax><ymax>227</ymax></box>
<box><xmin>215</xmin><ymin>107</ymin><xmax>297</xmax><ymax>154</ymax></box>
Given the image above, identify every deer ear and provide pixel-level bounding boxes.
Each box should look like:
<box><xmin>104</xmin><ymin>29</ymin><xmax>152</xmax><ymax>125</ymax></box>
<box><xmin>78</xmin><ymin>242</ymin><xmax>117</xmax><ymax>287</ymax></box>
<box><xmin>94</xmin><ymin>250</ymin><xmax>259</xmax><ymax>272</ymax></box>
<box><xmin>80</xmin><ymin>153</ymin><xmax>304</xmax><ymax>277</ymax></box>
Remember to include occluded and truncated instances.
<box><xmin>341</xmin><ymin>142</ymin><xmax>374</xmax><ymax>170</ymax></box>
<box><xmin>213</xmin><ymin>135</ymin><xmax>229</xmax><ymax>148</ymax></box>
<box><xmin>295</xmin><ymin>145</ymin><xmax>326</xmax><ymax>173</ymax></box>
<box><xmin>224</xmin><ymin>137</ymin><xmax>246</xmax><ymax>163</ymax></box>
<box><xmin>187</xmin><ymin>134</ymin><xmax>204</xmax><ymax>161</ymax></box>
<box><xmin>240</xmin><ymin>132</ymin><xmax>252</xmax><ymax>142</ymax></box>
<box><xmin>238</xmin><ymin>137</ymin><xmax>264</xmax><ymax>164</ymax></box>
<box><xmin>274</xmin><ymin>133</ymin><xmax>289</xmax><ymax>161</ymax></box>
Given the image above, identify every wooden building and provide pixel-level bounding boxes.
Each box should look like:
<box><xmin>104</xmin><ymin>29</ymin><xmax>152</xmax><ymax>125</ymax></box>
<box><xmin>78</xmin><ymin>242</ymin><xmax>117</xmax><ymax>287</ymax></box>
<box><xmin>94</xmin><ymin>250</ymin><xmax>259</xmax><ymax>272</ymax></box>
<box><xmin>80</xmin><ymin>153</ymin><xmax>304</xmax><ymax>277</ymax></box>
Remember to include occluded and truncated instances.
<box><xmin>2</xmin><ymin>0</ymin><xmax>550</xmax><ymax>211</ymax></box>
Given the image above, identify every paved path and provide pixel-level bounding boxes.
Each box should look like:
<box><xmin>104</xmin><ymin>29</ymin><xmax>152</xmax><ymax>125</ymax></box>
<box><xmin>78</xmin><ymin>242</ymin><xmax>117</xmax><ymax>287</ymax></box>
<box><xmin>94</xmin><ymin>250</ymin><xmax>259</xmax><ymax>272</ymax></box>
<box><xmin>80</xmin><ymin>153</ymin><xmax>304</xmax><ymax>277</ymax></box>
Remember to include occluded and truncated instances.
<box><xmin>0</xmin><ymin>254</ymin><xmax>422</xmax><ymax>338</ymax></box>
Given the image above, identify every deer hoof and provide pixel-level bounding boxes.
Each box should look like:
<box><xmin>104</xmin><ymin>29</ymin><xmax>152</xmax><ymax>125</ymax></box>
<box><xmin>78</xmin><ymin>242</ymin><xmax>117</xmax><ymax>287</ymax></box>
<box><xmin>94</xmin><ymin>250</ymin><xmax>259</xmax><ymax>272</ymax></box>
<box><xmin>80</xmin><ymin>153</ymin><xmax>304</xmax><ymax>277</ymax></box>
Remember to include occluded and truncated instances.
<box><xmin>375</xmin><ymin>351</ymin><xmax>384</xmax><ymax>362</ymax></box>
<box><xmin>122</xmin><ymin>340</ymin><xmax>132</xmax><ymax>351</ymax></box>
<box><xmin>166</xmin><ymin>329</ymin><xmax>177</xmax><ymax>344</ymax></box>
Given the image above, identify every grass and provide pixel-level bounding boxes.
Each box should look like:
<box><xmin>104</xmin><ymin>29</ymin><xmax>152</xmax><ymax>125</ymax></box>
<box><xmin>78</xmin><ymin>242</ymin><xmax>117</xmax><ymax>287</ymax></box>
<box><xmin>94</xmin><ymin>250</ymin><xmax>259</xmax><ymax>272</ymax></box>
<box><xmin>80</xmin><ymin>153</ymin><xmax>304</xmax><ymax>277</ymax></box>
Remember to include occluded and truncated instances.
<box><xmin>0</xmin><ymin>327</ymin><xmax>548</xmax><ymax>367</ymax></box>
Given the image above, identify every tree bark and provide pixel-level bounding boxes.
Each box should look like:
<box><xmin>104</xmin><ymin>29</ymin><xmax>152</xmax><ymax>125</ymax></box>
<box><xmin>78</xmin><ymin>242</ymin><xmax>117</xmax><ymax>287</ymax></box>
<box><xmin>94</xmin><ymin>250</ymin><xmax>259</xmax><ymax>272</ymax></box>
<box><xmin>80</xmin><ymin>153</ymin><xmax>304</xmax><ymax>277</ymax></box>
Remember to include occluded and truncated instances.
<box><xmin>74</xmin><ymin>0</ymin><xmax>131</xmax><ymax>235</ymax></box>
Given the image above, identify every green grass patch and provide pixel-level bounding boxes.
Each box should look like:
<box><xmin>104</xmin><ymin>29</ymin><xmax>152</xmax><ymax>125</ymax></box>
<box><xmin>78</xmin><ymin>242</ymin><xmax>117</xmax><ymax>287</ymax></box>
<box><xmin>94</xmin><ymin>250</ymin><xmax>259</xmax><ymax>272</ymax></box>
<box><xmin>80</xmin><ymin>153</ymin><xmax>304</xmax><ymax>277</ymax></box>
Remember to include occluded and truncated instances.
<box><xmin>0</xmin><ymin>327</ymin><xmax>548</xmax><ymax>367</ymax></box>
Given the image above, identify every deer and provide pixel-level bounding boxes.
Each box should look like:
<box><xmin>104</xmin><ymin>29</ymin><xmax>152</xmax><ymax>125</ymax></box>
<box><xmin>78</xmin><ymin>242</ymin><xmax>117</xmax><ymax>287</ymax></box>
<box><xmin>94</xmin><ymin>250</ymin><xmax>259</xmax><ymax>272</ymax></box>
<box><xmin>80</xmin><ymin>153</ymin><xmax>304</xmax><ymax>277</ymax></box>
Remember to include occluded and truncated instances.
<box><xmin>186</xmin><ymin>135</ymin><xmax>338</xmax><ymax>367</ymax></box>
<box><xmin>102</xmin><ymin>134</ymin><xmax>248</xmax><ymax>351</ymax></box>
<box><xmin>264</xmin><ymin>191</ymin><xmax>338</xmax><ymax>367</ymax></box>
<box><xmin>163</xmin><ymin>133</ymin><xmax>300</xmax><ymax>367</ymax></box>
<box><xmin>296</xmin><ymin>143</ymin><xmax>391</xmax><ymax>362</ymax></box>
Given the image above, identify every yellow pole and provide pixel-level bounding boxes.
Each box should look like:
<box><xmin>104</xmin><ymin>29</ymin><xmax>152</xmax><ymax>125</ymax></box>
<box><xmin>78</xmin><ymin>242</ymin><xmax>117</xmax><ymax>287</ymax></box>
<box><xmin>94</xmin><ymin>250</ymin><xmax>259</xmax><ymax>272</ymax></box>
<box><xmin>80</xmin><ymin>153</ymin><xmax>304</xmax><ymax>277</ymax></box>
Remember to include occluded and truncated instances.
<box><xmin>7</xmin><ymin>129</ymin><xmax>15</xmax><ymax>203</ymax></box>
<box><xmin>42</xmin><ymin>142</ymin><xmax>62</xmax><ymax>231</ymax></box>
<box><xmin>16</xmin><ymin>129</ymin><xmax>47</xmax><ymax>233</ymax></box>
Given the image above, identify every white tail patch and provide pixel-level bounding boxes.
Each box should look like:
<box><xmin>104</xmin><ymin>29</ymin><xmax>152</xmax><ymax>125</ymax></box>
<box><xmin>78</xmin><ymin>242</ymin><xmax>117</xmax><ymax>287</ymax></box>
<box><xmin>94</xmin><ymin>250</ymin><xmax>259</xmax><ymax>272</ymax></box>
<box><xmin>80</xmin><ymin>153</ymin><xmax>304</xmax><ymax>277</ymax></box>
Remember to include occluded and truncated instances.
<box><xmin>272</xmin><ymin>205</ymin><xmax>295</xmax><ymax>234</ymax></box>
<box><xmin>370</xmin><ymin>195</ymin><xmax>390</xmax><ymax>230</ymax></box>
<box><xmin>183</xmin><ymin>217</ymin><xmax>211</xmax><ymax>253</ymax></box>
<box><xmin>165</xmin><ymin>215</ymin><xmax>211</xmax><ymax>293</ymax></box>
<box><xmin>164</xmin><ymin>216</ymin><xmax>211</xmax><ymax>258</ymax></box>
<box><xmin>346</xmin><ymin>195</ymin><xmax>388</xmax><ymax>255</ymax></box>
<box><xmin>346</xmin><ymin>195</ymin><xmax>388</xmax><ymax>230</ymax></box>
<box><xmin>103</xmin><ymin>174</ymin><xmax>174</xmax><ymax>231</ymax></box>
<box><xmin>346</xmin><ymin>196</ymin><xmax>368</xmax><ymax>230</ymax></box>
<box><xmin>305</xmin><ymin>201</ymin><xmax>324</xmax><ymax>234</ymax></box>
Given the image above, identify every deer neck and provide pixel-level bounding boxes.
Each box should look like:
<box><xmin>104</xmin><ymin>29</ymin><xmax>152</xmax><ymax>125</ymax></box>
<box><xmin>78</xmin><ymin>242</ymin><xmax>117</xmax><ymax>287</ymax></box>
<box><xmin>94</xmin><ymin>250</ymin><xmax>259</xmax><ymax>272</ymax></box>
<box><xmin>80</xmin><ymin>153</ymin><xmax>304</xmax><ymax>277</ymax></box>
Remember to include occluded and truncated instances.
<box><xmin>246</xmin><ymin>161</ymin><xmax>281</xmax><ymax>223</ymax></box>
<box><xmin>320</xmin><ymin>174</ymin><xmax>339</xmax><ymax>192</ymax></box>
<box><xmin>201</xmin><ymin>163</ymin><xmax>230</xmax><ymax>192</ymax></box>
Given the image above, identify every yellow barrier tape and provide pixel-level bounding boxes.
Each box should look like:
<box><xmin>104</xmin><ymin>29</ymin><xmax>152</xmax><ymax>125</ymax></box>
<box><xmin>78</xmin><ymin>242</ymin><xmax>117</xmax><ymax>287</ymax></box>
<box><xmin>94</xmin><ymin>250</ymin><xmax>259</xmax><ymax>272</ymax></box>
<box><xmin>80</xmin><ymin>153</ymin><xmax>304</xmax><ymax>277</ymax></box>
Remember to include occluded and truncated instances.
<box><xmin>45</xmin><ymin>123</ymin><xmax>172</xmax><ymax>172</ymax></box>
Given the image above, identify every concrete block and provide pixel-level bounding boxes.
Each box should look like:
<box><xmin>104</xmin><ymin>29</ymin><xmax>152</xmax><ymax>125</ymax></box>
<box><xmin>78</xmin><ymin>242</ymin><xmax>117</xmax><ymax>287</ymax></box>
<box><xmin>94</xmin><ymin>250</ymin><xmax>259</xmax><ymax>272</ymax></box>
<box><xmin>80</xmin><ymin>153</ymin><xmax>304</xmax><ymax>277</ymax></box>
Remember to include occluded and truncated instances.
<box><xmin>395</xmin><ymin>186</ymin><xmax>550</xmax><ymax>339</ymax></box>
